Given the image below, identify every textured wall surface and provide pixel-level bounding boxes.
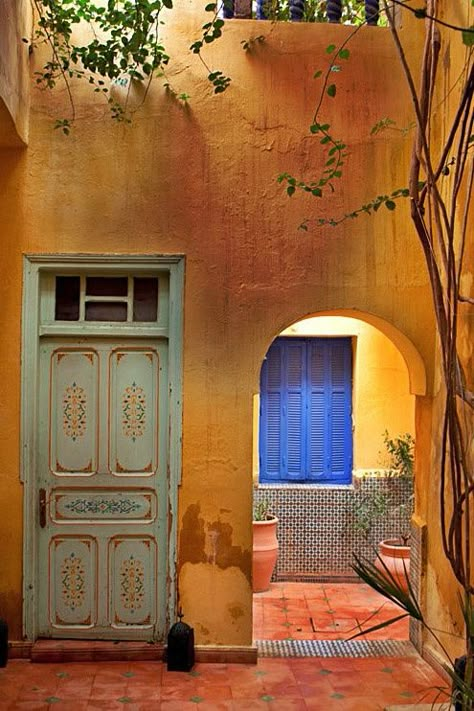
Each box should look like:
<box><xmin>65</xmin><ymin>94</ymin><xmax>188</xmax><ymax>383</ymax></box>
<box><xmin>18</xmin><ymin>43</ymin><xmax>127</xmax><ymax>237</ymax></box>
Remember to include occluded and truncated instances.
<box><xmin>0</xmin><ymin>2</ymin><xmax>444</xmax><ymax>649</ymax></box>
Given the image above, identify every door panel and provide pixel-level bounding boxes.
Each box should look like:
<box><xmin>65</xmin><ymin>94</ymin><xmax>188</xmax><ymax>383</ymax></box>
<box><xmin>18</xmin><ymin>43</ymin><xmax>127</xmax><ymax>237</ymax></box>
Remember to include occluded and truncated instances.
<box><xmin>108</xmin><ymin>536</ymin><xmax>157</xmax><ymax>629</ymax></box>
<box><xmin>49</xmin><ymin>535</ymin><xmax>97</xmax><ymax>629</ymax></box>
<box><xmin>38</xmin><ymin>338</ymin><xmax>168</xmax><ymax>640</ymax></box>
<box><xmin>51</xmin><ymin>349</ymin><xmax>99</xmax><ymax>475</ymax></box>
<box><xmin>109</xmin><ymin>348</ymin><xmax>159</xmax><ymax>475</ymax></box>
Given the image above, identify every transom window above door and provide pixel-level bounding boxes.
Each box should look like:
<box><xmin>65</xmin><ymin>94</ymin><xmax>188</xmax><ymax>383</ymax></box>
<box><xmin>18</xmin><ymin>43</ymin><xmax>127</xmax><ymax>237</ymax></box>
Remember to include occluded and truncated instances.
<box><xmin>55</xmin><ymin>275</ymin><xmax>159</xmax><ymax>323</ymax></box>
<box><xmin>259</xmin><ymin>337</ymin><xmax>353</xmax><ymax>485</ymax></box>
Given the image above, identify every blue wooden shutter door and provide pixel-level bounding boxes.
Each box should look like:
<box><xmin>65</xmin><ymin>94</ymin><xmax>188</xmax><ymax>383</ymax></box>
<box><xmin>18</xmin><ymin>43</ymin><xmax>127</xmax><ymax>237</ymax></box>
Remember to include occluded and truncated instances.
<box><xmin>260</xmin><ymin>341</ymin><xmax>283</xmax><ymax>481</ymax></box>
<box><xmin>260</xmin><ymin>337</ymin><xmax>352</xmax><ymax>484</ymax></box>
<box><xmin>327</xmin><ymin>339</ymin><xmax>352</xmax><ymax>483</ymax></box>
<box><xmin>285</xmin><ymin>341</ymin><xmax>306</xmax><ymax>480</ymax></box>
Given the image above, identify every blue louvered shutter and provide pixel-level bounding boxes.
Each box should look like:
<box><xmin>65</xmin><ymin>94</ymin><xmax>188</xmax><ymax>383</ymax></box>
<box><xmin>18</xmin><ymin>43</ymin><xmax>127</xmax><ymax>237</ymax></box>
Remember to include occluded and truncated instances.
<box><xmin>308</xmin><ymin>342</ymin><xmax>325</xmax><ymax>480</ymax></box>
<box><xmin>327</xmin><ymin>339</ymin><xmax>352</xmax><ymax>483</ymax></box>
<box><xmin>284</xmin><ymin>341</ymin><xmax>306</xmax><ymax>481</ymax></box>
<box><xmin>260</xmin><ymin>341</ymin><xmax>283</xmax><ymax>481</ymax></box>
<box><xmin>260</xmin><ymin>337</ymin><xmax>352</xmax><ymax>484</ymax></box>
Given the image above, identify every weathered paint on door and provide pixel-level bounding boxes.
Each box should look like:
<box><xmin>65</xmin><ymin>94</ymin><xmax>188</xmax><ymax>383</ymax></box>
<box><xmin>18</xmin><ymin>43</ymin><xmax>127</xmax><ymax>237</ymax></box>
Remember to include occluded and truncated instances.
<box><xmin>37</xmin><ymin>338</ymin><xmax>168</xmax><ymax>640</ymax></box>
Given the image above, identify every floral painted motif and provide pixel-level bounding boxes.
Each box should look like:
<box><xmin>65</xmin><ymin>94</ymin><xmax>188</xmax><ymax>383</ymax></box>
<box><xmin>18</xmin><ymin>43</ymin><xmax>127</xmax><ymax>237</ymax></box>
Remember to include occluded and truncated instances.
<box><xmin>64</xmin><ymin>498</ymin><xmax>141</xmax><ymax>515</ymax></box>
<box><xmin>63</xmin><ymin>382</ymin><xmax>87</xmax><ymax>441</ymax></box>
<box><xmin>120</xmin><ymin>555</ymin><xmax>144</xmax><ymax>612</ymax></box>
<box><xmin>61</xmin><ymin>552</ymin><xmax>85</xmax><ymax>610</ymax></box>
<box><xmin>122</xmin><ymin>382</ymin><xmax>146</xmax><ymax>441</ymax></box>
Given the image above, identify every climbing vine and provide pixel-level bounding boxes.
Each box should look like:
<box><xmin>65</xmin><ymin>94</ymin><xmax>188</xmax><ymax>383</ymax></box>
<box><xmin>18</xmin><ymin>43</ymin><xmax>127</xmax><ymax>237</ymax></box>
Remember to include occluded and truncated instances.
<box><xmin>31</xmin><ymin>0</ymin><xmax>230</xmax><ymax>132</ymax></box>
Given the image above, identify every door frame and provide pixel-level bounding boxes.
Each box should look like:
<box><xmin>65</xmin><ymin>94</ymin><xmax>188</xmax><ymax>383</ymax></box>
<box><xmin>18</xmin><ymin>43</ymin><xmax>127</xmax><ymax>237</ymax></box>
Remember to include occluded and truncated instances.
<box><xmin>21</xmin><ymin>254</ymin><xmax>184</xmax><ymax>641</ymax></box>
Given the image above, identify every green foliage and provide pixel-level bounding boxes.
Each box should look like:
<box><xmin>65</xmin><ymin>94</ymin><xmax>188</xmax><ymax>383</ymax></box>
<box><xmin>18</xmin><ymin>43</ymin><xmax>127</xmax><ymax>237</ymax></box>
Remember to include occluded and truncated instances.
<box><xmin>370</xmin><ymin>117</ymin><xmax>396</xmax><ymax>135</ymax></box>
<box><xmin>351</xmin><ymin>551</ymin><xmax>423</xmax><ymax>626</ymax></box>
<box><xmin>350</xmin><ymin>488</ymin><xmax>392</xmax><ymax>539</ymax></box>
<box><xmin>259</xmin><ymin>0</ymin><xmax>366</xmax><ymax>25</ymax></box>
<box><xmin>352</xmin><ymin>556</ymin><xmax>474</xmax><ymax>708</ymax></box>
<box><xmin>208</xmin><ymin>70</ymin><xmax>231</xmax><ymax>94</ymax></box>
<box><xmin>348</xmin><ymin>432</ymin><xmax>415</xmax><ymax>544</ymax></box>
<box><xmin>241</xmin><ymin>35</ymin><xmax>265</xmax><ymax>52</ymax></box>
<box><xmin>33</xmin><ymin>0</ymin><xmax>230</xmax><ymax>129</ymax></box>
<box><xmin>383</xmin><ymin>430</ymin><xmax>414</xmax><ymax>479</ymax></box>
<box><xmin>253</xmin><ymin>499</ymin><xmax>274</xmax><ymax>521</ymax></box>
<box><xmin>34</xmin><ymin>0</ymin><xmax>170</xmax><ymax>93</ymax></box>
<box><xmin>462</xmin><ymin>26</ymin><xmax>474</xmax><ymax>46</ymax></box>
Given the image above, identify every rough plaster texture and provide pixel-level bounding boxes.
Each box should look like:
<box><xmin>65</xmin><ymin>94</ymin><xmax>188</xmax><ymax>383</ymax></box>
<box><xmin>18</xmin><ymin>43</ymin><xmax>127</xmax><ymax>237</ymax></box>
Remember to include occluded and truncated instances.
<box><xmin>0</xmin><ymin>0</ymin><xmax>468</xmax><ymax>653</ymax></box>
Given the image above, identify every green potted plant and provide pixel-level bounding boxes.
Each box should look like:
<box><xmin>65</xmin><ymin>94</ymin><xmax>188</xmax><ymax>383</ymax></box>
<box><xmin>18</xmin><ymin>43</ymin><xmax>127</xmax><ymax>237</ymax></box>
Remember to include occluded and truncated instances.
<box><xmin>349</xmin><ymin>431</ymin><xmax>414</xmax><ymax>590</ymax></box>
<box><xmin>252</xmin><ymin>497</ymin><xmax>279</xmax><ymax>593</ymax></box>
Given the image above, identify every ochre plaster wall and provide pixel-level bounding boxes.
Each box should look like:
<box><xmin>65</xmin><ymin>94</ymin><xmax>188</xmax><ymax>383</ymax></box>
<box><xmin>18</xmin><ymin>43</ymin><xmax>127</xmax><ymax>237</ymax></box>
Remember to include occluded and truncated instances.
<box><xmin>419</xmin><ymin>3</ymin><xmax>474</xmax><ymax>663</ymax></box>
<box><xmin>0</xmin><ymin>2</ymin><xmax>436</xmax><ymax>647</ymax></box>
<box><xmin>0</xmin><ymin>0</ymin><xmax>30</xmax><ymax>146</ymax></box>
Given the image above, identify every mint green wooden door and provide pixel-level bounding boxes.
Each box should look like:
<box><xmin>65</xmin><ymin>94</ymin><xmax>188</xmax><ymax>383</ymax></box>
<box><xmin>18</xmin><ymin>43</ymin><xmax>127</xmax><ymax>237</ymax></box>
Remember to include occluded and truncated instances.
<box><xmin>37</xmin><ymin>338</ymin><xmax>168</xmax><ymax>640</ymax></box>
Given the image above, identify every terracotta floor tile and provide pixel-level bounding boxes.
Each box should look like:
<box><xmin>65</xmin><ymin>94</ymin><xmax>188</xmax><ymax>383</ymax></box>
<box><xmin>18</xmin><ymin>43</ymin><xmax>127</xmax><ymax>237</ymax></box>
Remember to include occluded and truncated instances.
<box><xmin>268</xmin><ymin>698</ymin><xmax>308</xmax><ymax>710</ymax></box>
<box><xmin>159</xmin><ymin>702</ymin><xmax>205</xmax><ymax>710</ymax></box>
<box><xmin>87</xmin><ymin>701</ymin><xmax>140</xmax><ymax>710</ymax></box>
<box><xmin>124</xmin><ymin>683</ymin><xmax>162</xmax><ymax>701</ymax></box>
<box><xmin>6</xmin><ymin>703</ymin><xmax>50</xmax><ymax>710</ymax></box>
<box><xmin>195</xmin><ymin>683</ymin><xmax>233</xmax><ymax>700</ymax></box>
<box><xmin>47</xmin><ymin>702</ymin><xmax>90</xmax><ymax>710</ymax></box>
<box><xmin>231</xmin><ymin>701</ymin><xmax>277</xmax><ymax>710</ymax></box>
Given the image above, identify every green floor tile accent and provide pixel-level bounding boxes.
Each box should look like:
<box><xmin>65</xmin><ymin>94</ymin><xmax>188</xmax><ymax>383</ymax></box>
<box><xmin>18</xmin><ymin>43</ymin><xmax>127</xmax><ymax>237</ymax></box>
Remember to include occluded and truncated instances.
<box><xmin>122</xmin><ymin>671</ymin><xmax>135</xmax><ymax>678</ymax></box>
<box><xmin>331</xmin><ymin>693</ymin><xmax>345</xmax><ymax>699</ymax></box>
<box><xmin>261</xmin><ymin>695</ymin><xmax>275</xmax><ymax>702</ymax></box>
<box><xmin>320</xmin><ymin>668</ymin><xmax>333</xmax><ymax>675</ymax></box>
<box><xmin>118</xmin><ymin>697</ymin><xmax>133</xmax><ymax>703</ymax></box>
<box><xmin>400</xmin><ymin>690</ymin><xmax>415</xmax><ymax>697</ymax></box>
<box><xmin>190</xmin><ymin>695</ymin><xmax>204</xmax><ymax>703</ymax></box>
<box><xmin>382</xmin><ymin>667</ymin><xmax>394</xmax><ymax>673</ymax></box>
<box><xmin>189</xmin><ymin>670</ymin><xmax>201</xmax><ymax>677</ymax></box>
<box><xmin>56</xmin><ymin>672</ymin><xmax>69</xmax><ymax>678</ymax></box>
<box><xmin>254</xmin><ymin>670</ymin><xmax>267</xmax><ymax>677</ymax></box>
<box><xmin>45</xmin><ymin>697</ymin><xmax>61</xmax><ymax>704</ymax></box>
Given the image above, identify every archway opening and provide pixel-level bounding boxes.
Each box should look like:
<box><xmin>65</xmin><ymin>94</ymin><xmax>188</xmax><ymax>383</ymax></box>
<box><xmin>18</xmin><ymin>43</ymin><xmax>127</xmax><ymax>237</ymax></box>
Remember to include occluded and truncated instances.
<box><xmin>252</xmin><ymin>313</ymin><xmax>425</xmax><ymax>647</ymax></box>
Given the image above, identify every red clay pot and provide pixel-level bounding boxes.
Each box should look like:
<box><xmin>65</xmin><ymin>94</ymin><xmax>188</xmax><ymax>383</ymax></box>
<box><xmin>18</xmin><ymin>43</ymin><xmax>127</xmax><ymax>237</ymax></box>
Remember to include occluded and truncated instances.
<box><xmin>376</xmin><ymin>538</ymin><xmax>411</xmax><ymax>591</ymax></box>
<box><xmin>252</xmin><ymin>517</ymin><xmax>279</xmax><ymax>593</ymax></box>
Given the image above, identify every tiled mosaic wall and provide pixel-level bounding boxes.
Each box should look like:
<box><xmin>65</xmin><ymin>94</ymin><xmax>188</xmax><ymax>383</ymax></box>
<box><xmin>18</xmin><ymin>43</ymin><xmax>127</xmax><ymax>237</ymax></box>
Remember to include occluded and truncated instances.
<box><xmin>254</xmin><ymin>474</ymin><xmax>413</xmax><ymax>581</ymax></box>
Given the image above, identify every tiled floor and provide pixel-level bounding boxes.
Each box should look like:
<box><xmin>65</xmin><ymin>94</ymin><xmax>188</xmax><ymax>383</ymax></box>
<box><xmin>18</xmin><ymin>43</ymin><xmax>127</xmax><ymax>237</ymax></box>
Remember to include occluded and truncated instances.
<box><xmin>0</xmin><ymin>583</ymin><xmax>451</xmax><ymax>710</ymax></box>
<box><xmin>253</xmin><ymin>582</ymin><xmax>410</xmax><ymax>641</ymax></box>
<box><xmin>0</xmin><ymin>656</ymin><xmax>450</xmax><ymax>709</ymax></box>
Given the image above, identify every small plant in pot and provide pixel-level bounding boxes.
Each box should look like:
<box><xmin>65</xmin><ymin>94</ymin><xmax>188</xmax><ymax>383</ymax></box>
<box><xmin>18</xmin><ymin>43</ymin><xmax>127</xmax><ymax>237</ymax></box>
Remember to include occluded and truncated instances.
<box><xmin>252</xmin><ymin>497</ymin><xmax>279</xmax><ymax>593</ymax></box>
<box><xmin>349</xmin><ymin>431</ymin><xmax>414</xmax><ymax>591</ymax></box>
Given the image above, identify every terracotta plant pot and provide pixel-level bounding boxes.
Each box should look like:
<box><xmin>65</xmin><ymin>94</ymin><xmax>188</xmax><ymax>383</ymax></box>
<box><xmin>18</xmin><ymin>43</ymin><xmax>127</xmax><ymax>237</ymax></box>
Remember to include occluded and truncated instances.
<box><xmin>375</xmin><ymin>538</ymin><xmax>411</xmax><ymax>592</ymax></box>
<box><xmin>252</xmin><ymin>517</ymin><xmax>279</xmax><ymax>593</ymax></box>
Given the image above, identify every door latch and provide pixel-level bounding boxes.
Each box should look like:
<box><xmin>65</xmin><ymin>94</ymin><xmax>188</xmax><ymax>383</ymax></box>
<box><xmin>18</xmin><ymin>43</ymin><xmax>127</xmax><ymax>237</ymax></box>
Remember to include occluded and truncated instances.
<box><xmin>39</xmin><ymin>488</ymin><xmax>47</xmax><ymax>528</ymax></box>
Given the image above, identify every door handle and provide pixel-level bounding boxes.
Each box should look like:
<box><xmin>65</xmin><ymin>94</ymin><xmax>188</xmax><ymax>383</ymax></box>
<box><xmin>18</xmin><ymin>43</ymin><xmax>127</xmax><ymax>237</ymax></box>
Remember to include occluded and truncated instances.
<box><xmin>39</xmin><ymin>489</ymin><xmax>47</xmax><ymax>528</ymax></box>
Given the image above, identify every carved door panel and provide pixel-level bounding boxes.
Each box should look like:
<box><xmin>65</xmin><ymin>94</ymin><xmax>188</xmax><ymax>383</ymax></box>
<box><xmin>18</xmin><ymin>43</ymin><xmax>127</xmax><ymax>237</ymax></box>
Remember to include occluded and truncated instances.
<box><xmin>37</xmin><ymin>339</ymin><xmax>168</xmax><ymax>640</ymax></box>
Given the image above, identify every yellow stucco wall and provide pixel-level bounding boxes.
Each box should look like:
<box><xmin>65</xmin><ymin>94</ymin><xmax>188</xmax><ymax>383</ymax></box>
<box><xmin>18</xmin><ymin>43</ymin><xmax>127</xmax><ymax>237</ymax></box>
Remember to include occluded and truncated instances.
<box><xmin>419</xmin><ymin>3</ymin><xmax>474</xmax><ymax>663</ymax></box>
<box><xmin>0</xmin><ymin>2</ymin><xmax>442</xmax><ymax>648</ymax></box>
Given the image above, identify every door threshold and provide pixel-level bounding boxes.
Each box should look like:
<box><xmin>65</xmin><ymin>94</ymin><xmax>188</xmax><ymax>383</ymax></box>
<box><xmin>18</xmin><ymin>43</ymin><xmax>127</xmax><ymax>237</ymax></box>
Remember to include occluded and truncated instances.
<box><xmin>31</xmin><ymin>639</ymin><xmax>165</xmax><ymax>663</ymax></box>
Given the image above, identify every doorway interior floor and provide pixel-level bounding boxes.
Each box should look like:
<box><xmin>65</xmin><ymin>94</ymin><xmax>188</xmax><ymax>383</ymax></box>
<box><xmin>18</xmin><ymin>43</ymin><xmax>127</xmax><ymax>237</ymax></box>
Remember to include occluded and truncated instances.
<box><xmin>1</xmin><ymin>583</ymin><xmax>450</xmax><ymax>710</ymax></box>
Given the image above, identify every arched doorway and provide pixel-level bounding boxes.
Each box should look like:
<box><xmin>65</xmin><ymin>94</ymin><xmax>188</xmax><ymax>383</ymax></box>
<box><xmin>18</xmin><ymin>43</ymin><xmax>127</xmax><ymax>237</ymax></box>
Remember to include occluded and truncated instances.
<box><xmin>252</xmin><ymin>312</ymin><xmax>426</xmax><ymax>648</ymax></box>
